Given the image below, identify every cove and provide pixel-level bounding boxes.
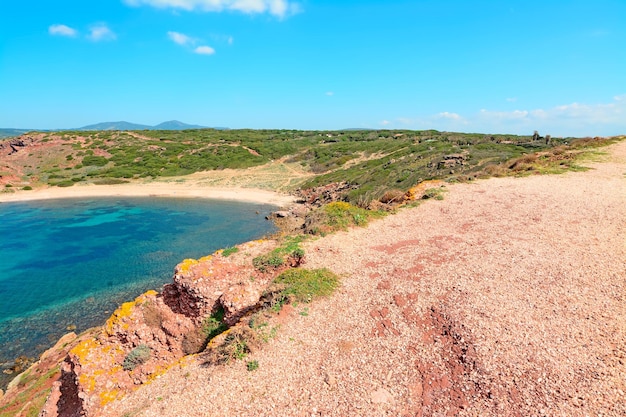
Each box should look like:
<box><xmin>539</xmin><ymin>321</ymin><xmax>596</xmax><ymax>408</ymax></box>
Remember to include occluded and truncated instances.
<box><xmin>0</xmin><ymin>197</ymin><xmax>277</xmax><ymax>380</ymax></box>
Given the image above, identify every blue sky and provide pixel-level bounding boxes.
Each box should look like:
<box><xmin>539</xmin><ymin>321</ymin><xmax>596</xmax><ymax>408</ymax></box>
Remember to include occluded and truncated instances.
<box><xmin>1</xmin><ymin>0</ymin><xmax>624</xmax><ymax>136</ymax></box>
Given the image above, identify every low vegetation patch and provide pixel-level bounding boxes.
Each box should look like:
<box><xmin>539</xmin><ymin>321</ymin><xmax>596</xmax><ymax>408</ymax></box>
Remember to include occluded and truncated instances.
<box><xmin>122</xmin><ymin>344</ymin><xmax>151</xmax><ymax>371</ymax></box>
<box><xmin>221</xmin><ymin>246</ymin><xmax>239</xmax><ymax>257</ymax></box>
<box><xmin>303</xmin><ymin>201</ymin><xmax>385</xmax><ymax>235</ymax></box>
<box><xmin>182</xmin><ymin>307</ymin><xmax>229</xmax><ymax>355</ymax></box>
<box><xmin>205</xmin><ymin>327</ymin><xmax>260</xmax><ymax>365</ymax></box>
<box><xmin>0</xmin><ymin>365</ymin><xmax>59</xmax><ymax>417</ymax></box>
<box><xmin>272</xmin><ymin>268</ymin><xmax>339</xmax><ymax>304</ymax></box>
<box><xmin>92</xmin><ymin>178</ymin><xmax>130</xmax><ymax>185</ymax></box>
<box><xmin>252</xmin><ymin>236</ymin><xmax>306</xmax><ymax>272</ymax></box>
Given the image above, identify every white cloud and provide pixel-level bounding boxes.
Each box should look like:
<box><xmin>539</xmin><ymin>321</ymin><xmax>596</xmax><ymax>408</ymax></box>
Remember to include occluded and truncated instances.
<box><xmin>168</xmin><ymin>31</ymin><xmax>193</xmax><ymax>45</ymax></box>
<box><xmin>88</xmin><ymin>24</ymin><xmax>116</xmax><ymax>41</ymax></box>
<box><xmin>435</xmin><ymin>111</ymin><xmax>462</xmax><ymax>120</ymax></box>
<box><xmin>475</xmin><ymin>95</ymin><xmax>626</xmax><ymax>136</ymax></box>
<box><xmin>124</xmin><ymin>0</ymin><xmax>299</xmax><ymax>18</ymax></box>
<box><xmin>380</xmin><ymin>120</ymin><xmax>390</xmax><ymax>126</ymax></box>
<box><xmin>49</xmin><ymin>24</ymin><xmax>77</xmax><ymax>37</ymax></box>
<box><xmin>506</xmin><ymin>97</ymin><xmax>517</xmax><ymax>102</ymax></box>
<box><xmin>325</xmin><ymin>91</ymin><xmax>334</xmax><ymax>96</ymax></box>
<box><xmin>194</xmin><ymin>45</ymin><xmax>215</xmax><ymax>55</ymax></box>
<box><xmin>479</xmin><ymin>109</ymin><xmax>529</xmax><ymax>120</ymax></box>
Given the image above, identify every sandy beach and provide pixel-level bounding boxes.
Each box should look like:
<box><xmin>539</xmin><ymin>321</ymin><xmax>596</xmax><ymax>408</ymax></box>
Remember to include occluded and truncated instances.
<box><xmin>0</xmin><ymin>182</ymin><xmax>296</xmax><ymax>207</ymax></box>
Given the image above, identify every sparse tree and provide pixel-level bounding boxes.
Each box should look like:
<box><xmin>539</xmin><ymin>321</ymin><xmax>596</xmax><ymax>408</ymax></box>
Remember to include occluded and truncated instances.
<box><xmin>532</xmin><ymin>130</ymin><xmax>540</xmax><ymax>141</ymax></box>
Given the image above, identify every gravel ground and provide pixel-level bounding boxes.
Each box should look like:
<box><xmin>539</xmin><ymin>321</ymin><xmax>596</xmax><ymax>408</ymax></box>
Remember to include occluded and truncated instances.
<box><xmin>106</xmin><ymin>141</ymin><xmax>626</xmax><ymax>417</ymax></box>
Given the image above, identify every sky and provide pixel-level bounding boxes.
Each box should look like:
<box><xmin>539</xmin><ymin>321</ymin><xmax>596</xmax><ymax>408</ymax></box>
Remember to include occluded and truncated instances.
<box><xmin>1</xmin><ymin>0</ymin><xmax>624</xmax><ymax>137</ymax></box>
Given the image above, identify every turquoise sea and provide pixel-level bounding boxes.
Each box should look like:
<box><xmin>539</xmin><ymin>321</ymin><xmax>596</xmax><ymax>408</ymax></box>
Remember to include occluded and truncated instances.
<box><xmin>0</xmin><ymin>197</ymin><xmax>276</xmax><ymax>383</ymax></box>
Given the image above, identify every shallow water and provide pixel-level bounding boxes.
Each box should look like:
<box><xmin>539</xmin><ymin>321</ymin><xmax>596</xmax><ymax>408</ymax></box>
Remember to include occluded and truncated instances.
<box><xmin>0</xmin><ymin>197</ymin><xmax>276</xmax><ymax>377</ymax></box>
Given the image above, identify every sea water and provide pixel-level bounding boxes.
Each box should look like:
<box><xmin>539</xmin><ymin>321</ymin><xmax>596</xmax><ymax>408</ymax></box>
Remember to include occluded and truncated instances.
<box><xmin>0</xmin><ymin>197</ymin><xmax>276</xmax><ymax>380</ymax></box>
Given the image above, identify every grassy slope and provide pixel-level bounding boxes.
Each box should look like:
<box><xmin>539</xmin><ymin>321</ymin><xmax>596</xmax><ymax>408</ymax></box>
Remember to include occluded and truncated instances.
<box><xmin>4</xmin><ymin>128</ymin><xmax>616</xmax><ymax>205</ymax></box>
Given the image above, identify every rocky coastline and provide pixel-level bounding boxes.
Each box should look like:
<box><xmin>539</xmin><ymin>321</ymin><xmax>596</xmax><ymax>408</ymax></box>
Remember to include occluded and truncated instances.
<box><xmin>1</xmin><ymin>238</ymin><xmax>300</xmax><ymax>416</ymax></box>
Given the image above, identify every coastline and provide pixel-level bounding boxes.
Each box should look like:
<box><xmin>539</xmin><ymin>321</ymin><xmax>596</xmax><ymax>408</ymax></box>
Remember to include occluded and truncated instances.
<box><xmin>0</xmin><ymin>182</ymin><xmax>296</xmax><ymax>207</ymax></box>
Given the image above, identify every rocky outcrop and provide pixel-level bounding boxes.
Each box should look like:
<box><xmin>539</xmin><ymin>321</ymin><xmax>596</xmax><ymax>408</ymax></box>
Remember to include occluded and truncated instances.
<box><xmin>41</xmin><ymin>239</ymin><xmax>286</xmax><ymax>417</ymax></box>
<box><xmin>0</xmin><ymin>135</ymin><xmax>36</xmax><ymax>156</ymax></box>
<box><xmin>294</xmin><ymin>181</ymin><xmax>357</xmax><ymax>206</ymax></box>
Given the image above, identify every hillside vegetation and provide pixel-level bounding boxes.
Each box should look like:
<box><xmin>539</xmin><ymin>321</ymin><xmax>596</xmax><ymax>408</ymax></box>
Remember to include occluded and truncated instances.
<box><xmin>1</xmin><ymin>128</ymin><xmax>618</xmax><ymax>206</ymax></box>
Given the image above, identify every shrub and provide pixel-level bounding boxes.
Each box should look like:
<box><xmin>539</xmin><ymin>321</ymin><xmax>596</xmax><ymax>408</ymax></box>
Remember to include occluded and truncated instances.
<box><xmin>202</xmin><ymin>307</ymin><xmax>228</xmax><ymax>340</ymax></box>
<box><xmin>122</xmin><ymin>344</ymin><xmax>151</xmax><ymax>371</ymax></box>
<box><xmin>221</xmin><ymin>246</ymin><xmax>239</xmax><ymax>257</ymax></box>
<box><xmin>247</xmin><ymin>360</ymin><xmax>259</xmax><ymax>371</ymax></box>
<box><xmin>22</xmin><ymin>186</ymin><xmax>33</xmax><ymax>190</ymax></box>
<box><xmin>55</xmin><ymin>180</ymin><xmax>75</xmax><ymax>187</ymax></box>
<box><xmin>253</xmin><ymin>236</ymin><xmax>306</xmax><ymax>272</ymax></box>
<box><xmin>272</xmin><ymin>268</ymin><xmax>339</xmax><ymax>303</ymax></box>
<box><xmin>303</xmin><ymin>202</ymin><xmax>384</xmax><ymax>234</ymax></box>
<box><xmin>205</xmin><ymin>327</ymin><xmax>259</xmax><ymax>364</ymax></box>
<box><xmin>252</xmin><ymin>252</ymin><xmax>285</xmax><ymax>272</ymax></box>
<box><xmin>93</xmin><ymin>178</ymin><xmax>130</xmax><ymax>185</ymax></box>
<box><xmin>82</xmin><ymin>155</ymin><xmax>109</xmax><ymax>167</ymax></box>
<box><xmin>182</xmin><ymin>307</ymin><xmax>228</xmax><ymax>355</ymax></box>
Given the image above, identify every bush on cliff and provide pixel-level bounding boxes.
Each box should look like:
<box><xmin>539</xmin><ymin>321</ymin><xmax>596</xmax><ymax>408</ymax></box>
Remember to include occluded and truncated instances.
<box><xmin>122</xmin><ymin>344</ymin><xmax>151</xmax><ymax>371</ymax></box>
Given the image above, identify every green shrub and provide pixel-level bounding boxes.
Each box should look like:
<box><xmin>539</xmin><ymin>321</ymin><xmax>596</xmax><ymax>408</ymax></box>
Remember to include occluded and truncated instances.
<box><xmin>93</xmin><ymin>178</ymin><xmax>130</xmax><ymax>185</ymax></box>
<box><xmin>252</xmin><ymin>252</ymin><xmax>285</xmax><ymax>272</ymax></box>
<box><xmin>246</xmin><ymin>360</ymin><xmax>259</xmax><ymax>371</ymax></box>
<box><xmin>272</xmin><ymin>268</ymin><xmax>339</xmax><ymax>303</ymax></box>
<box><xmin>202</xmin><ymin>307</ymin><xmax>228</xmax><ymax>340</ymax></box>
<box><xmin>303</xmin><ymin>202</ymin><xmax>384</xmax><ymax>234</ymax></box>
<box><xmin>221</xmin><ymin>246</ymin><xmax>239</xmax><ymax>257</ymax></box>
<box><xmin>82</xmin><ymin>155</ymin><xmax>109</xmax><ymax>167</ymax></box>
<box><xmin>22</xmin><ymin>186</ymin><xmax>33</xmax><ymax>190</ymax></box>
<box><xmin>55</xmin><ymin>180</ymin><xmax>75</xmax><ymax>187</ymax></box>
<box><xmin>122</xmin><ymin>344</ymin><xmax>151</xmax><ymax>371</ymax></box>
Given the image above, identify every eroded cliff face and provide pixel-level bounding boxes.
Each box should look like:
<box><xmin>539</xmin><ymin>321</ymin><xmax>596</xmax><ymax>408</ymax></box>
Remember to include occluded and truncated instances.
<box><xmin>39</xmin><ymin>239</ymin><xmax>283</xmax><ymax>417</ymax></box>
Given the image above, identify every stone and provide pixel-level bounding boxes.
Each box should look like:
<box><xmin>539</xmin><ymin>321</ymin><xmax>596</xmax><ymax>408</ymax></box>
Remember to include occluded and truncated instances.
<box><xmin>324</xmin><ymin>372</ymin><xmax>337</xmax><ymax>388</ymax></box>
<box><xmin>371</xmin><ymin>387</ymin><xmax>395</xmax><ymax>404</ymax></box>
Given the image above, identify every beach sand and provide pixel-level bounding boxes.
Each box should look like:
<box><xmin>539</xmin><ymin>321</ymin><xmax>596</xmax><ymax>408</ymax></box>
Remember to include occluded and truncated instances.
<box><xmin>0</xmin><ymin>182</ymin><xmax>296</xmax><ymax>207</ymax></box>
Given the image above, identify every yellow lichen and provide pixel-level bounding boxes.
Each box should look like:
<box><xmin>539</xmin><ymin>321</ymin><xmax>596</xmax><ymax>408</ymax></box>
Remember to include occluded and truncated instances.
<box><xmin>105</xmin><ymin>300</ymin><xmax>136</xmax><ymax>335</ymax></box>
<box><xmin>99</xmin><ymin>389</ymin><xmax>121</xmax><ymax>406</ymax></box>
<box><xmin>144</xmin><ymin>354</ymin><xmax>195</xmax><ymax>385</ymax></box>
<box><xmin>105</xmin><ymin>291</ymin><xmax>157</xmax><ymax>335</ymax></box>
<box><xmin>177</xmin><ymin>258</ymin><xmax>199</xmax><ymax>274</ymax></box>
<box><xmin>78</xmin><ymin>373</ymin><xmax>96</xmax><ymax>393</ymax></box>
<box><xmin>70</xmin><ymin>339</ymin><xmax>99</xmax><ymax>363</ymax></box>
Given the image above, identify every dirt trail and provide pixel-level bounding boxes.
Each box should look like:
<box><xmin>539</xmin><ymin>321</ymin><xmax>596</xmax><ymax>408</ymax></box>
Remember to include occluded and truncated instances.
<box><xmin>106</xmin><ymin>141</ymin><xmax>626</xmax><ymax>417</ymax></box>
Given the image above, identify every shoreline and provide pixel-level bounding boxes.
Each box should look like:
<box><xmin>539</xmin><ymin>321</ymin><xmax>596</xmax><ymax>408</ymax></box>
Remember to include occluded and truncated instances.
<box><xmin>0</xmin><ymin>182</ymin><xmax>296</xmax><ymax>207</ymax></box>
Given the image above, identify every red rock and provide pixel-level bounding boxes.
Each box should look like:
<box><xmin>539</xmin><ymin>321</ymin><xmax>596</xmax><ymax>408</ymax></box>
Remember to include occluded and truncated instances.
<box><xmin>43</xmin><ymin>239</ymin><xmax>284</xmax><ymax>417</ymax></box>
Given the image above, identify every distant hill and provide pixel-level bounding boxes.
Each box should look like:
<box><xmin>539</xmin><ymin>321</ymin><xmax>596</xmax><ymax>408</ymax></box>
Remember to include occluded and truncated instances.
<box><xmin>79</xmin><ymin>120</ymin><xmax>207</xmax><ymax>131</ymax></box>
<box><xmin>0</xmin><ymin>128</ymin><xmax>31</xmax><ymax>139</ymax></box>
<box><xmin>1</xmin><ymin>121</ymin><xmax>217</xmax><ymax>135</ymax></box>
<box><xmin>79</xmin><ymin>121</ymin><xmax>153</xmax><ymax>131</ymax></box>
<box><xmin>153</xmin><ymin>120</ymin><xmax>206</xmax><ymax>130</ymax></box>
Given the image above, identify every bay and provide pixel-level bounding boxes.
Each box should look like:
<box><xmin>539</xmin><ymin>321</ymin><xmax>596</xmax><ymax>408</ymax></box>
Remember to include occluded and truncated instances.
<box><xmin>0</xmin><ymin>197</ymin><xmax>276</xmax><ymax>383</ymax></box>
